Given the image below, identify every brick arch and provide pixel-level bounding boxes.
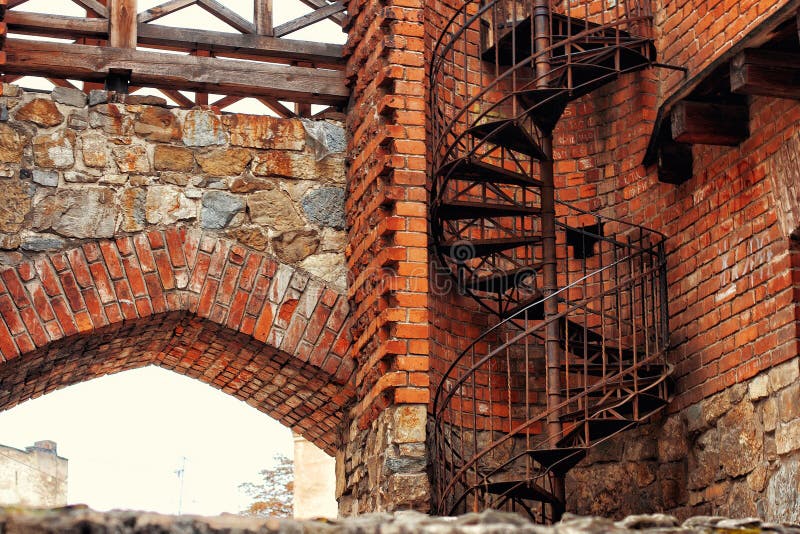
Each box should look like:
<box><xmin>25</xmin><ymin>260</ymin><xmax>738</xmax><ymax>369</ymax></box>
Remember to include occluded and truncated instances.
<box><xmin>0</xmin><ymin>228</ymin><xmax>353</xmax><ymax>454</ymax></box>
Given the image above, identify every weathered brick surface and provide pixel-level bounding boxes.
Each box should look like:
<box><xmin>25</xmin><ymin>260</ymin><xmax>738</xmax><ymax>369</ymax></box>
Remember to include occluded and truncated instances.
<box><xmin>0</xmin><ymin>230</ymin><xmax>354</xmax><ymax>455</ymax></box>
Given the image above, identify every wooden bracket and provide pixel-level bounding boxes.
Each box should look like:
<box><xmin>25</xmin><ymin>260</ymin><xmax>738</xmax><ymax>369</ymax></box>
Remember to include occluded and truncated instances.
<box><xmin>657</xmin><ymin>134</ymin><xmax>693</xmax><ymax>185</ymax></box>
<box><xmin>671</xmin><ymin>100</ymin><xmax>750</xmax><ymax>146</ymax></box>
<box><xmin>731</xmin><ymin>48</ymin><xmax>800</xmax><ymax>100</ymax></box>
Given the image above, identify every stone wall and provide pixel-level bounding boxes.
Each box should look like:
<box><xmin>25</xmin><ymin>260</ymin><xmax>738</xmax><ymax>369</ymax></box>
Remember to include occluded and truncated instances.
<box><xmin>0</xmin><ymin>441</ymin><xmax>67</xmax><ymax>508</ymax></box>
<box><xmin>0</xmin><ymin>84</ymin><xmax>347</xmax><ymax>290</ymax></box>
<box><xmin>567</xmin><ymin>358</ymin><xmax>800</xmax><ymax>522</ymax></box>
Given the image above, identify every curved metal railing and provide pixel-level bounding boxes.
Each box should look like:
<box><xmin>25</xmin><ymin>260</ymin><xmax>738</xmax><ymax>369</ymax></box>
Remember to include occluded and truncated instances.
<box><xmin>428</xmin><ymin>0</ymin><xmax>664</xmax><ymax>519</ymax></box>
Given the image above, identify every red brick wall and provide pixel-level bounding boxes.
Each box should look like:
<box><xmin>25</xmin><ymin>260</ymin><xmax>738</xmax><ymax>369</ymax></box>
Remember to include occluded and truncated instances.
<box><xmin>0</xmin><ymin>229</ymin><xmax>353</xmax><ymax>454</ymax></box>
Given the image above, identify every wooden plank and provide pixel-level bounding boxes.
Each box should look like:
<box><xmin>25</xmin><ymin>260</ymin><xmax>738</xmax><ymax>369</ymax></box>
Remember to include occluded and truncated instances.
<box><xmin>3</xmin><ymin>38</ymin><xmax>348</xmax><ymax>105</ymax></box>
<box><xmin>110</xmin><ymin>0</ymin><xmax>137</xmax><ymax>48</ymax></box>
<box><xmin>137</xmin><ymin>23</ymin><xmax>343</xmax><ymax>68</ymax></box>
<box><xmin>258</xmin><ymin>97</ymin><xmax>296</xmax><ymax>118</ymax></box>
<box><xmin>731</xmin><ymin>48</ymin><xmax>800</xmax><ymax>100</ymax></box>
<box><xmin>71</xmin><ymin>0</ymin><xmax>109</xmax><ymax>18</ymax></box>
<box><xmin>4</xmin><ymin>13</ymin><xmax>343</xmax><ymax>68</ymax></box>
<box><xmin>670</xmin><ymin>100</ymin><xmax>749</xmax><ymax>146</ymax></box>
<box><xmin>254</xmin><ymin>0</ymin><xmax>272</xmax><ymax>36</ymax></box>
<box><xmin>296</xmin><ymin>0</ymin><xmax>345</xmax><ymax>26</ymax></box>
<box><xmin>6</xmin><ymin>12</ymin><xmax>107</xmax><ymax>39</ymax></box>
<box><xmin>274</xmin><ymin>1</ymin><xmax>345</xmax><ymax>38</ymax></box>
<box><xmin>196</xmin><ymin>0</ymin><xmax>254</xmax><ymax>34</ymax></box>
<box><xmin>159</xmin><ymin>88</ymin><xmax>194</xmax><ymax>107</ymax></box>
<box><xmin>137</xmin><ymin>0</ymin><xmax>195</xmax><ymax>23</ymax></box>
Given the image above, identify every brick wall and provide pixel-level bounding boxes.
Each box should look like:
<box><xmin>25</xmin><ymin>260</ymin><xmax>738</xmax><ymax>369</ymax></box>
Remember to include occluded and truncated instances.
<box><xmin>552</xmin><ymin>0</ymin><xmax>800</xmax><ymax>519</ymax></box>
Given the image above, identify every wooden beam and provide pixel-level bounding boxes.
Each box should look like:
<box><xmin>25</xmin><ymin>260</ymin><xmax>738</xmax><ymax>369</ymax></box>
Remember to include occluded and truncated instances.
<box><xmin>4</xmin><ymin>13</ymin><xmax>344</xmax><ymax>68</ymax></box>
<box><xmin>110</xmin><ymin>0</ymin><xmax>137</xmax><ymax>48</ymax></box>
<box><xmin>195</xmin><ymin>0</ymin><xmax>254</xmax><ymax>34</ymax></box>
<box><xmin>159</xmin><ymin>88</ymin><xmax>194</xmax><ymax>107</ymax></box>
<box><xmin>274</xmin><ymin>1</ymin><xmax>345</xmax><ymax>38</ymax></box>
<box><xmin>670</xmin><ymin>100</ymin><xmax>749</xmax><ymax>146</ymax></box>
<box><xmin>137</xmin><ymin>24</ymin><xmax>344</xmax><ymax>68</ymax></box>
<box><xmin>731</xmin><ymin>48</ymin><xmax>800</xmax><ymax>100</ymax></box>
<box><xmin>254</xmin><ymin>0</ymin><xmax>272</xmax><ymax>36</ymax></box>
<box><xmin>296</xmin><ymin>0</ymin><xmax>345</xmax><ymax>26</ymax></box>
<box><xmin>8</xmin><ymin>0</ymin><xmax>31</xmax><ymax>9</ymax></box>
<box><xmin>6</xmin><ymin>12</ymin><xmax>107</xmax><ymax>40</ymax></box>
<box><xmin>137</xmin><ymin>0</ymin><xmax>195</xmax><ymax>23</ymax></box>
<box><xmin>3</xmin><ymin>38</ymin><xmax>348</xmax><ymax>105</ymax></box>
<box><xmin>71</xmin><ymin>0</ymin><xmax>109</xmax><ymax>18</ymax></box>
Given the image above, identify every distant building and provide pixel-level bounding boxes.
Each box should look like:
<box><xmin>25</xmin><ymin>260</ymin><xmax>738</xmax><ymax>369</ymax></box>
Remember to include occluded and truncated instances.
<box><xmin>292</xmin><ymin>434</ymin><xmax>336</xmax><ymax>519</ymax></box>
<box><xmin>0</xmin><ymin>440</ymin><xmax>68</xmax><ymax>507</ymax></box>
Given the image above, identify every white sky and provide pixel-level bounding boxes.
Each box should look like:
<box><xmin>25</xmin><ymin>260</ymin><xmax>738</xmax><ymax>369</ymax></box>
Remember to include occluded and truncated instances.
<box><xmin>0</xmin><ymin>0</ymin><xmax>344</xmax><ymax>516</ymax></box>
<box><xmin>0</xmin><ymin>367</ymin><xmax>299</xmax><ymax>515</ymax></box>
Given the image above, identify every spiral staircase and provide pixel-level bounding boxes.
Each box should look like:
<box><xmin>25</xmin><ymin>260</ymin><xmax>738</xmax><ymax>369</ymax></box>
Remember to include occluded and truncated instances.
<box><xmin>430</xmin><ymin>0</ymin><xmax>672</xmax><ymax>522</ymax></box>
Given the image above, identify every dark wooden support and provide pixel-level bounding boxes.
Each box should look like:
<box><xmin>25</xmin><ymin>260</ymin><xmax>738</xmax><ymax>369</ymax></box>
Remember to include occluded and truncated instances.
<box><xmin>108</xmin><ymin>0</ymin><xmax>137</xmax><ymax>93</ymax></box>
<box><xmin>657</xmin><ymin>135</ymin><xmax>694</xmax><ymax>184</ymax></box>
<box><xmin>211</xmin><ymin>94</ymin><xmax>241</xmax><ymax>109</ymax></box>
<box><xmin>670</xmin><ymin>100</ymin><xmax>749</xmax><ymax>146</ymax></box>
<box><xmin>3</xmin><ymin>38</ymin><xmax>348</xmax><ymax>105</ymax></box>
<box><xmin>159</xmin><ymin>88</ymin><xmax>193</xmax><ymax>107</ymax></box>
<box><xmin>731</xmin><ymin>48</ymin><xmax>800</xmax><ymax>100</ymax></box>
<box><xmin>73</xmin><ymin>0</ymin><xmax>109</xmax><ymax>18</ymax></box>
<box><xmin>254</xmin><ymin>0</ymin><xmax>272</xmax><ymax>36</ymax></box>
<box><xmin>258</xmin><ymin>97</ymin><xmax>296</xmax><ymax>118</ymax></box>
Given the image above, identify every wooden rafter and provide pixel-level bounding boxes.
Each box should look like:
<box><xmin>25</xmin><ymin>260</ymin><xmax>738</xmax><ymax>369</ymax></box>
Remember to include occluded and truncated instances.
<box><xmin>137</xmin><ymin>0</ymin><xmax>195</xmax><ymax>23</ymax></box>
<box><xmin>159</xmin><ymin>88</ymin><xmax>194</xmax><ymax>107</ymax></box>
<box><xmin>71</xmin><ymin>0</ymin><xmax>109</xmax><ymax>18</ymax></box>
<box><xmin>274</xmin><ymin>1</ymin><xmax>345</xmax><ymax>38</ymax></box>
<box><xmin>48</xmin><ymin>78</ymin><xmax>80</xmax><ymax>89</ymax></box>
<box><xmin>211</xmin><ymin>94</ymin><xmax>242</xmax><ymax>109</ymax></box>
<box><xmin>195</xmin><ymin>0</ymin><xmax>254</xmax><ymax>34</ymax></box>
<box><xmin>8</xmin><ymin>0</ymin><xmax>31</xmax><ymax>9</ymax></box>
<box><xmin>3</xmin><ymin>38</ymin><xmax>348</xmax><ymax>105</ymax></box>
<box><xmin>257</xmin><ymin>97</ymin><xmax>296</xmax><ymax>118</ymax></box>
<box><xmin>254</xmin><ymin>0</ymin><xmax>272</xmax><ymax>36</ymax></box>
<box><xmin>296</xmin><ymin>0</ymin><xmax>345</xmax><ymax>26</ymax></box>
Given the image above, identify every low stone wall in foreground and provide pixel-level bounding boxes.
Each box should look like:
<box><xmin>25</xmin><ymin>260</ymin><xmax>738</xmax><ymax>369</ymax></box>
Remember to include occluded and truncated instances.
<box><xmin>1</xmin><ymin>507</ymin><xmax>799</xmax><ymax>534</ymax></box>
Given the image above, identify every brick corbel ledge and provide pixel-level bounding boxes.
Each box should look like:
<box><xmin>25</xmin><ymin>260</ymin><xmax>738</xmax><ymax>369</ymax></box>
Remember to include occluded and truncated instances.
<box><xmin>0</xmin><ymin>227</ymin><xmax>354</xmax><ymax>454</ymax></box>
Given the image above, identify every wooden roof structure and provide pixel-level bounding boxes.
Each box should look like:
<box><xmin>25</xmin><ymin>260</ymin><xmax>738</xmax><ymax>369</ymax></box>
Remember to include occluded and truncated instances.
<box><xmin>0</xmin><ymin>0</ymin><xmax>349</xmax><ymax>117</ymax></box>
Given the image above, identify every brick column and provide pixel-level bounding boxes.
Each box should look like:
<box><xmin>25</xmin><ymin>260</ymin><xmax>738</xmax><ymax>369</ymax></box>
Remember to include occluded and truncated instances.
<box><xmin>339</xmin><ymin>0</ymin><xmax>430</xmax><ymax>514</ymax></box>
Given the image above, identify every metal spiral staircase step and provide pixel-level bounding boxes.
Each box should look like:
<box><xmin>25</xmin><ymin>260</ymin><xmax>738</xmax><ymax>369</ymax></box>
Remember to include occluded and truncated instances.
<box><xmin>464</xmin><ymin>119</ymin><xmax>548</xmax><ymax>159</ymax></box>
<box><xmin>465</xmin><ymin>265</ymin><xmax>543</xmax><ymax>293</ymax></box>
<box><xmin>436</xmin><ymin>157</ymin><xmax>543</xmax><ymax>187</ymax></box>
<box><xmin>526</xmin><ymin>447</ymin><xmax>587</xmax><ymax>474</ymax></box>
<box><xmin>479</xmin><ymin>478</ymin><xmax>562</xmax><ymax>505</ymax></box>
<box><xmin>557</xmin><ymin>418</ymin><xmax>635</xmax><ymax>448</ymax></box>
<box><xmin>436</xmin><ymin>200</ymin><xmax>542</xmax><ymax>221</ymax></box>
<box><xmin>437</xmin><ymin>236</ymin><xmax>543</xmax><ymax>259</ymax></box>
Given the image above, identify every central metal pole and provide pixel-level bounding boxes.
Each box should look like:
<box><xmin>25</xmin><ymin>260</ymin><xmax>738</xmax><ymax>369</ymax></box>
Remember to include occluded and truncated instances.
<box><xmin>533</xmin><ymin>0</ymin><xmax>566</xmax><ymax>514</ymax></box>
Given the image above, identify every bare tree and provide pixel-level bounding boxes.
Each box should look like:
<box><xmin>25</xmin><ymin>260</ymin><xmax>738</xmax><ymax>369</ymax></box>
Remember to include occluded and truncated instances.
<box><xmin>239</xmin><ymin>453</ymin><xmax>294</xmax><ymax>518</ymax></box>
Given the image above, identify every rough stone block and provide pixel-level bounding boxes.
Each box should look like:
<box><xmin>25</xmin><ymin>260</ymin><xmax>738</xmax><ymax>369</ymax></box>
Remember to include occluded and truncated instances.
<box><xmin>51</xmin><ymin>87</ymin><xmax>88</xmax><ymax>108</ymax></box>
<box><xmin>776</xmin><ymin>419</ymin><xmax>800</xmax><ymax>455</ymax></box>
<box><xmin>33</xmin><ymin>130</ymin><xmax>75</xmax><ymax>169</ymax></box>
<box><xmin>302</xmin><ymin>187</ymin><xmax>346</xmax><ymax>229</ymax></box>
<box><xmin>392</xmin><ymin>405</ymin><xmax>426</xmax><ymax>444</ymax></box>
<box><xmin>768</xmin><ymin>358</ymin><xmax>799</xmax><ymax>393</ymax></box>
<box><xmin>32</xmin><ymin>169</ymin><xmax>59</xmax><ymax>187</ymax></box>
<box><xmin>182</xmin><ymin>110</ymin><xmax>226</xmax><ymax>146</ymax></box>
<box><xmin>201</xmin><ymin>191</ymin><xmax>244</xmax><ymax>229</ymax></box>
<box><xmin>196</xmin><ymin>147</ymin><xmax>252</xmax><ymax>176</ymax></box>
<box><xmin>15</xmin><ymin>98</ymin><xmax>64</xmax><ymax>127</ymax></box>
<box><xmin>748</xmin><ymin>373</ymin><xmax>769</xmax><ymax>400</ymax></box>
